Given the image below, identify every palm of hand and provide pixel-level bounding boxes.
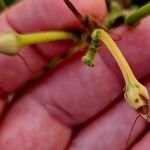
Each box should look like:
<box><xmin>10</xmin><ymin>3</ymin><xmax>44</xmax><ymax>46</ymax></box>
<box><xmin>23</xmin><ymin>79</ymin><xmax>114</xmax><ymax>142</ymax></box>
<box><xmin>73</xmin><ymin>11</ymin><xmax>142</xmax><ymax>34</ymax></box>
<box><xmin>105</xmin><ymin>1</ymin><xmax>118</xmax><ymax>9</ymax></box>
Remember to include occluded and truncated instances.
<box><xmin>0</xmin><ymin>0</ymin><xmax>149</xmax><ymax>150</ymax></box>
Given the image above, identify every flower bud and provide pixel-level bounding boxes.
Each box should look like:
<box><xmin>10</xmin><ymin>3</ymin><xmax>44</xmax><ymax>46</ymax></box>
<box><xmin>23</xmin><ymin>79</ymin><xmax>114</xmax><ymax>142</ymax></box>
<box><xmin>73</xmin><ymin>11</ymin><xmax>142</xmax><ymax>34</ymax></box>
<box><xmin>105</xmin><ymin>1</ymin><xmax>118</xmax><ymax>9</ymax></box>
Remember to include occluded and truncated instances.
<box><xmin>0</xmin><ymin>32</ymin><xmax>21</xmax><ymax>55</ymax></box>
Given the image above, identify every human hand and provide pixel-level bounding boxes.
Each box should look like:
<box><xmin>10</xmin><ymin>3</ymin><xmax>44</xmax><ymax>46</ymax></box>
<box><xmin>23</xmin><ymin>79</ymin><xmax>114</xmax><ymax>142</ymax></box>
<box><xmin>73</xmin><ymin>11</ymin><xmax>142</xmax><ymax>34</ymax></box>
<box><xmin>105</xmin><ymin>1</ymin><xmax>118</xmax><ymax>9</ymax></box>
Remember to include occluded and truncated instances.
<box><xmin>0</xmin><ymin>0</ymin><xmax>149</xmax><ymax>150</ymax></box>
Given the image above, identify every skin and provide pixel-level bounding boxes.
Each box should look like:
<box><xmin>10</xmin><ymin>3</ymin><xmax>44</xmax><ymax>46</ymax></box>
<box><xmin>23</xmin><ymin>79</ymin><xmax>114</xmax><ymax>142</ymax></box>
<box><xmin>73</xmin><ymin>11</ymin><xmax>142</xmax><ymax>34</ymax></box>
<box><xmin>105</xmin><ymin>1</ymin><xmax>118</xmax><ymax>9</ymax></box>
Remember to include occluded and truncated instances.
<box><xmin>0</xmin><ymin>0</ymin><xmax>149</xmax><ymax>149</ymax></box>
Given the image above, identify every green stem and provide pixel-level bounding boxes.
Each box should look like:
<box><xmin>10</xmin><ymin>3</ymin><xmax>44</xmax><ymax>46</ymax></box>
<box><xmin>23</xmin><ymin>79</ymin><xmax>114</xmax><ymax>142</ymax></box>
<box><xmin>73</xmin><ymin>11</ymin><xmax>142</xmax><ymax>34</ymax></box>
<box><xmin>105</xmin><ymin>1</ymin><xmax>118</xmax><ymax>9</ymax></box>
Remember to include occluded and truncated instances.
<box><xmin>19</xmin><ymin>31</ymin><xmax>78</xmax><ymax>47</ymax></box>
<box><xmin>0</xmin><ymin>31</ymin><xmax>78</xmax><ymax>55</ymax></box>
<box><xmin>0</xmin><ymin>0</ymin><xmax>7</xmax><ymax>10</ymax></box>
<box><xmin>125</xmin><ymin>2</ymin><xmax>150</xmax><ymax>26</ymax></box>
<box><xmin>82</xmin><ymin>29</ymin><xmax>100</xmax><ymax>67</ymax></box>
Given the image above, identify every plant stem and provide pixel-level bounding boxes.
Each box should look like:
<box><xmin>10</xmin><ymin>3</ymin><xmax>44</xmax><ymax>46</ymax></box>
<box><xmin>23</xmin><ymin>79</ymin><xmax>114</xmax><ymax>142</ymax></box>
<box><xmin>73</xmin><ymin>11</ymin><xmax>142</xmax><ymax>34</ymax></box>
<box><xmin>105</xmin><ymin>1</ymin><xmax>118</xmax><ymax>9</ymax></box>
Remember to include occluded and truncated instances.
<box><xmin>0</xmin><ymin>31</ymin><xmax>78</xmax><ymax>55</ymax></box>
<box><xmin>125</xmin><ymin>2</ymin><xmax>150</xmax><ymax>26</ymax></box>
<box><xmin>19</xmin><ymin>31</ymin><xmax>78</xmax><ymax>47</ymax></box>
<box><xmin>82</xmin><ymin>30</ymin><xmax>100</xmax><ymax>67</ymax></box>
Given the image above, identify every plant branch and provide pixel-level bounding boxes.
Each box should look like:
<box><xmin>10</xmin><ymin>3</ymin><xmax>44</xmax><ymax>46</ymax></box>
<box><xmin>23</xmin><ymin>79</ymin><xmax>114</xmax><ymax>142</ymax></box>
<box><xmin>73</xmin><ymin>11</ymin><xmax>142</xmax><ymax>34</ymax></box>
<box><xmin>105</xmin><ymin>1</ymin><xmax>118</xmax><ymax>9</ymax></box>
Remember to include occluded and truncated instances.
<box><xmin>125</xmin><ymin>2</ymin><xmax>150</xmax><ymax>26</ymax></box>
<box><xmin>19</xmin><ymin>31</ymin><xmax>78</xmax><ymax>46</ymax></box>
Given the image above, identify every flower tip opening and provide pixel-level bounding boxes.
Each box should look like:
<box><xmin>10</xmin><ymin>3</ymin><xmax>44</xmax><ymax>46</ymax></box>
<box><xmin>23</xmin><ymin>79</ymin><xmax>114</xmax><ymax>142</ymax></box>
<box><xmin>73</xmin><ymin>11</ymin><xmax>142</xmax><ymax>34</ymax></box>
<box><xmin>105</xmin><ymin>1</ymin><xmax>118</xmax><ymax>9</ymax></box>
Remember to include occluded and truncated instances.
<box><xmin>136</xmin><ymin>93</ymin><xmax>150</xmax><ymax>121</ymax></box>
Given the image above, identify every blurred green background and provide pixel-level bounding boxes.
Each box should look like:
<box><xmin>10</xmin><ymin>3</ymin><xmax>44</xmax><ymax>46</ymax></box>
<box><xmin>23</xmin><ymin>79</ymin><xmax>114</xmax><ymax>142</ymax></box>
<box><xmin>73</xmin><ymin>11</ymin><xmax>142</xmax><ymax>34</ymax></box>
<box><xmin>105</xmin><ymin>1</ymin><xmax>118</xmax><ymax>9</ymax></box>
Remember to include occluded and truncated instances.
<box><xmin>4</xmin><ymin>0</ymin><xmax>15</xmax><ymax>6</ymax></box>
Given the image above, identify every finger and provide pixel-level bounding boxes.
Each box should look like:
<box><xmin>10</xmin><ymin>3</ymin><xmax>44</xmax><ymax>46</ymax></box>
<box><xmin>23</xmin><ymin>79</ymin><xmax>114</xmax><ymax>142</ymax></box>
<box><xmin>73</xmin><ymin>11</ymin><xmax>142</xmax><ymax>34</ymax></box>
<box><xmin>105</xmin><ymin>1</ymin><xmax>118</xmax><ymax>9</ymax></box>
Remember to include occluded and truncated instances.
<box><xmin>0</xmin><ymin>53</ymin><xmax>119</xmax><ymax>149</ymax></box>
<box><xmin>0</xmin><ymin>0</ymin><xmax>106</xmax><ymax>97</ymax></box>
<box><xmin>0</xmin><ymin>45</ymin><xmax>121</xmax><ymax>149</ymax></box>
<box><xmin>0</xmin><ymin>80</ymin><xmax>149</xmax><ymax>150</ymax></box>
<box><xmin>68</xmin><ymin>81</ymin><xmax>150</xmax><ymax>150</ymax></box>
<box><xmin>68</xmin><ymin>103</ymin><xmax>146</xmax><ymax>150</ymax></box>
<box><xmin>0</xmin><ymin>98</ymin><xmax>72</xmax><ymax>150</ymax></box>
<box><xmin>131</xmin><ymin>131</ymin><xmax>150</xmax><ymax>150</ymax></box>
<box><xmin>68</xmin><ymin>103</ymin><xmax>147</xmax><ymax>150</ymax></box>
<box><xmin>6</xmin><ymin>0</ymin><xmax>106</xmax><ymax>32</ymax></box>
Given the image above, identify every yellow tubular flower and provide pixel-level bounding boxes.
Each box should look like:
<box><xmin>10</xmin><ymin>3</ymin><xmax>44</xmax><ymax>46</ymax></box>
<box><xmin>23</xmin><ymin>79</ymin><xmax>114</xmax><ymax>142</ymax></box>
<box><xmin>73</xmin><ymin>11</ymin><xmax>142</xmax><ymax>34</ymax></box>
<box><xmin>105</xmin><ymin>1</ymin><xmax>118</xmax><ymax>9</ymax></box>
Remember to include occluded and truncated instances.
<box><xmin>83</xmin><ymin>28</ymin><xmax>149</xmax><ymax>120</ymax></box>
<box><xmin>100</xmin><ymin>29</ymin><xmax>149</xmax><ymax>120</ymax></box>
